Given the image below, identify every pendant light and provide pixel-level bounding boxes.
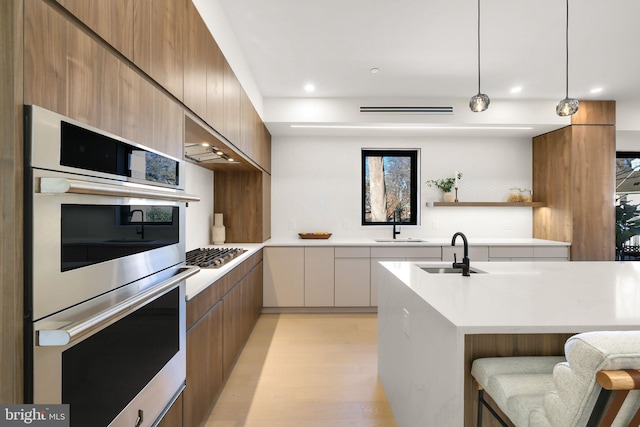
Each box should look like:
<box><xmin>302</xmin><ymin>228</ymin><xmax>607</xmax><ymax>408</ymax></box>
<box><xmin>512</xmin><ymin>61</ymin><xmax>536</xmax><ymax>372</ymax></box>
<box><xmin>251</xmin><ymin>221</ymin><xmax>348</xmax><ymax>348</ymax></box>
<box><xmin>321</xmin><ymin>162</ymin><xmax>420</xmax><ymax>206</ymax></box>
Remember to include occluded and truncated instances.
<box><xmin>469</xmin><ymin>0</ymin><xmax>489</xmax><ymax>112</ymax></box>
<box><xmin>556</xmin><ymin>0</ymin><xmax>579</xmax><ymax>116</ymax></box>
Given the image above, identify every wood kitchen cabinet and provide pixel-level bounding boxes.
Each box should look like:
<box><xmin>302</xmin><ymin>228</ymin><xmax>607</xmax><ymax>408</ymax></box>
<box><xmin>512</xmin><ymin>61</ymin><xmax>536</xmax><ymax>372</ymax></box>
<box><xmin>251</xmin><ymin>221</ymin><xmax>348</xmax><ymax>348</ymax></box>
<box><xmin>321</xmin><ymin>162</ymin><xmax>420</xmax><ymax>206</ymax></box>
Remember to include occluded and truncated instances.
<box><xmin>133</xmin><ymin>0</ymin><xmax>184</xmax><ymax>101</ymax></box>
<box><xmin>184</xmin><ymin>301</ymin><xmax>223</xmax><ymax>427</ymax></box>
<box><xmin>222</xmin><ymin>61</ymin><xmax>241</xmax><ymax>145</ymax></box>
<box><xmin>184</xmin><ymin>250</ymin><xmax>263</xmax><ymax>427</ymax></box>
<box><xmin>183</xmin><ymin>0</ymin><xmax>208</xmax><ymax>120</ymax></box>
<box><xmin>157</xmin><ymin>394</ymin><xmax>184</xmax><ymax>427</ymax></box>
<box><xmin>54</xmin><ymin>0</ymin><xmax>134</xmax><ymax>59</ymax></box>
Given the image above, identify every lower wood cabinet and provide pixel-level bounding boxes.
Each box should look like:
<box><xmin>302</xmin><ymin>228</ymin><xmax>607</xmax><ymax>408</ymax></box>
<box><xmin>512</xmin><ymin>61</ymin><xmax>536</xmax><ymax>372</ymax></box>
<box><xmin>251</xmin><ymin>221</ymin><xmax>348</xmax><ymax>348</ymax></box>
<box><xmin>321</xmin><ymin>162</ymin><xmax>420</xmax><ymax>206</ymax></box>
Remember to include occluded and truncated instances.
<box><xmin>184</xmin><ymin>250</ymin><xmax>263</xmax><ymax>427</ymax></box>
<box><xmin>184</xmin><ymin>301</ymin><xmax>223</xmax><ymax>427</ymax></box>
<box><xmin>157</xmin><ymin>394</ymin><xmax>184</xmax><ymax>427</ymax></box>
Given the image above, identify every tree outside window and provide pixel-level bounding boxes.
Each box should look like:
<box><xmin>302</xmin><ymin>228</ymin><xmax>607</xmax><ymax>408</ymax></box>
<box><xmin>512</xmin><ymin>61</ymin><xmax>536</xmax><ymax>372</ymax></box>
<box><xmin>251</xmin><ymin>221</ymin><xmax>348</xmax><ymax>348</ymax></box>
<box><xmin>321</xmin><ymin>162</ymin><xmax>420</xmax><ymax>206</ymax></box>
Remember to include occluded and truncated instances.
<box><xmin>361</xmin><ymin>149</ymin><xmax>418</xmax><ymax>225</ymax></box>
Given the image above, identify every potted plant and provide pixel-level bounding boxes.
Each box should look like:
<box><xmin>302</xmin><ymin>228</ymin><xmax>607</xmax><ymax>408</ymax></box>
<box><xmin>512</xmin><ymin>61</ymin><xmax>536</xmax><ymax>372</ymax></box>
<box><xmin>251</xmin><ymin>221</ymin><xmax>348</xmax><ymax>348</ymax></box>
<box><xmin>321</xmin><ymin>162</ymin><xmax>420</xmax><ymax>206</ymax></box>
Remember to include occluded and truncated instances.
<box><xmin>426</xmin><ymin>172</ymin><xmax>462</xmax><ymax>202</ymax></box>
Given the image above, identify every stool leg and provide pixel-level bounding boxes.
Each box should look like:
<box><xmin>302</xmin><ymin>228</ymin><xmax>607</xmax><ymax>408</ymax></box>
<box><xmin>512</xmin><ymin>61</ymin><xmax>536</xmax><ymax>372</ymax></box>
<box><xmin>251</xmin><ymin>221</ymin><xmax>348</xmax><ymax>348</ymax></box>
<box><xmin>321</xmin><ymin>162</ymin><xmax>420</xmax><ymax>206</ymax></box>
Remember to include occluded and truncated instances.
<box><xmin>477</xmin><ymin>390</ymin><xmax>484</xmax><ymax>427</ymax></box>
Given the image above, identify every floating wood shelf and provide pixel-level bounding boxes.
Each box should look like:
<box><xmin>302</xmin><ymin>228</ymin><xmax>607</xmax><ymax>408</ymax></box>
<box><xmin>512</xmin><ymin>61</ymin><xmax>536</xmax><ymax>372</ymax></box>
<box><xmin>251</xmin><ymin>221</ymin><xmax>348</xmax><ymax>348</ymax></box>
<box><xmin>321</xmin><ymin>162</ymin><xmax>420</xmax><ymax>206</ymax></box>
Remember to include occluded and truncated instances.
<box><xmin>432</xmin><ymin>202</ymin><xmax>545</xmax><ymax>207</ymax></box>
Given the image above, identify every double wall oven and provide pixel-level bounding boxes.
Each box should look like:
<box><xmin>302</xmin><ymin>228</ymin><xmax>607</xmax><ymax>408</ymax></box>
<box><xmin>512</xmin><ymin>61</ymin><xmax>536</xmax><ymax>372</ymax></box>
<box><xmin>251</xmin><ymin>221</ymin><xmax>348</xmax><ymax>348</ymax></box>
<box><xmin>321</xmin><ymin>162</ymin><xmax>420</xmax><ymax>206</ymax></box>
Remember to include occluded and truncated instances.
<box><xmin>24</xmin><ymin>105</ymin><xmax>200</xmax><ymax>427</ymax></box>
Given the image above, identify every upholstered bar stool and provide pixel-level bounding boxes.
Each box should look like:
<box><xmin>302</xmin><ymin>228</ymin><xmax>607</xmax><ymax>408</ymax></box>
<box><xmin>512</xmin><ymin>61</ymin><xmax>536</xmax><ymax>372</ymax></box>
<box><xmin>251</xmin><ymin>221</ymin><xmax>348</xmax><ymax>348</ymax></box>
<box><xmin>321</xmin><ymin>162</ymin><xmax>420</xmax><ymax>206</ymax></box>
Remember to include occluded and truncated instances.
<box><xmin>471</xmin><ymin>331</ymin><xmax>640</xmax><ymax>427</ymax></box>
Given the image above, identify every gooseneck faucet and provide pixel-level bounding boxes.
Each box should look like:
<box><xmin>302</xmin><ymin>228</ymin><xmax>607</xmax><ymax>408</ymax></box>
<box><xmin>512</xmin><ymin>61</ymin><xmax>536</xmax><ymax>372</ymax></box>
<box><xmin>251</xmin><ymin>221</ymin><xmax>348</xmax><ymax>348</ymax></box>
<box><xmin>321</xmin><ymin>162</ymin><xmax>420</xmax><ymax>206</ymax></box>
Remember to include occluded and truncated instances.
<box><xmin>451</xmin><ymin>231</ymin><xmax>470</xmax><ymax>276</ymax></box>
<box><xmin>392</xmin><ymin>210</ymin><xmax>401</xmax><ymax>239</ymax></box>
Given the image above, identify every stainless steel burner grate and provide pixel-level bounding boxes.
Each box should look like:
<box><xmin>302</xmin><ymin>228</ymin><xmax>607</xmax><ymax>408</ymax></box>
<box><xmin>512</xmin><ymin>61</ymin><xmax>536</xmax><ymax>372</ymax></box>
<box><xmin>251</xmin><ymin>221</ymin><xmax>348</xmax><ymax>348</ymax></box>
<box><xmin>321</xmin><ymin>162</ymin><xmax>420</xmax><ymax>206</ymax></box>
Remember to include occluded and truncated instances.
<box><xmin>185</xmin><ymin>247</ymin><xmax>246</xmax><ymax>268</ymax></box>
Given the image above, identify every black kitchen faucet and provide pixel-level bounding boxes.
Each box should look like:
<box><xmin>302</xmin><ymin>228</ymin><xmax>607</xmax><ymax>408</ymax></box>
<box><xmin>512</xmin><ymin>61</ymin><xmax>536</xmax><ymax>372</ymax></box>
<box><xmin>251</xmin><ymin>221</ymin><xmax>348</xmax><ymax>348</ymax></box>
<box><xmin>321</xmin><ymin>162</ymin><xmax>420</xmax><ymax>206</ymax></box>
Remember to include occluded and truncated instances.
<box><xmin>451</xmin><ymin>231</ymin><xmax>471</xmax><ymax>276</ymax></box>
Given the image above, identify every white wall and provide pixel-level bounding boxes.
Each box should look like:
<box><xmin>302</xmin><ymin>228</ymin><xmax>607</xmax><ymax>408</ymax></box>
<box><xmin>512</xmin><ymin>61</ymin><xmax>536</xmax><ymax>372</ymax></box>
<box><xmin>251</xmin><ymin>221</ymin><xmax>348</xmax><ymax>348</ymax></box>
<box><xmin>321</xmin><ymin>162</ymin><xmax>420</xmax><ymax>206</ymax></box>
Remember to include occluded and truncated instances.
<box><xmin>185</xmin><ymin>162</ymin><xmax>214</xmax><ymax>250</ymax></box>
<box><xmin>271</xmin><ymin>135</ymin><xmax>534</xmax><ymax>240</ymax></box>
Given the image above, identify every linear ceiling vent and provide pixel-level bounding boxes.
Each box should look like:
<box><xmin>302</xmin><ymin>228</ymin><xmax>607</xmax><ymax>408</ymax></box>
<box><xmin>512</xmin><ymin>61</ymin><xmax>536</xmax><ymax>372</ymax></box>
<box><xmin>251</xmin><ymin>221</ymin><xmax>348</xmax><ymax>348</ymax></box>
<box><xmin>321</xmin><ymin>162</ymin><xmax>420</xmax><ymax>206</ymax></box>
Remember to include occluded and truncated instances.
<box><xmin>359</xmin><ymin>106</ymin><xmax>454</xmax><ymax>114</ymax></box>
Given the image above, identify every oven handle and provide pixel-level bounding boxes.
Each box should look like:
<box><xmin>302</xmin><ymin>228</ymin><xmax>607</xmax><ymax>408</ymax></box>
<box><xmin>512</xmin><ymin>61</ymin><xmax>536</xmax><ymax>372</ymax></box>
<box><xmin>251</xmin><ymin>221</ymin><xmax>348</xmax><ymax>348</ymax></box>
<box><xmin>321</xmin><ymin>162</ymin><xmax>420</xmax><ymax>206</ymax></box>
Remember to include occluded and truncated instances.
<box><xmin>39</xmin><ymin>177</ymin><xmax>200</xmax><ymax>203</ymax></box>
<box><xmin>36</xmin><ymin>266</ymin><xmax>200</xmax><ymax>347</ymax></box>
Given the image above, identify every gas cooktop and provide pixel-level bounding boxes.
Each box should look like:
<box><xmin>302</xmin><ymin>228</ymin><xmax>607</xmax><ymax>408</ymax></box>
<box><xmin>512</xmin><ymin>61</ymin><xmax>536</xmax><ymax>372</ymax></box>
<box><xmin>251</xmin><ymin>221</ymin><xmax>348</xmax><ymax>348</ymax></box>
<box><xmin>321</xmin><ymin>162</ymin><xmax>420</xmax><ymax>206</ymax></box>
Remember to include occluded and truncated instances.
<box><xmin>185</xmin><ymin>247</ymin><xmax>246</xmax><ymax>268</ymax></box>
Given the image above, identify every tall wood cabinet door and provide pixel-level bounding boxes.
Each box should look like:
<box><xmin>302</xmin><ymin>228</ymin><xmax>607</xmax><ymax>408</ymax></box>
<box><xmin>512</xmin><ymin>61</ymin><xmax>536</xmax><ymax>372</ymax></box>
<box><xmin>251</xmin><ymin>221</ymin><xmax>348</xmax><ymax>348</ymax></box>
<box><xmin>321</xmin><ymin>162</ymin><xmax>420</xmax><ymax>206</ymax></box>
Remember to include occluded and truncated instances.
<box><xmin>184</xmin><ymin>301</ymin><xmax>223</xmax><ymax>427</ymax></box>
<box><xmin>263</xmin><ymin>247</ymin><xmax>304</xmax><ymax>307</ymax></box>
<box><xmin>335</xmin><ymin>258</ymin><xmax>371</xmax><ymax>307</ymax></box>
<box><xmin>239</xmin><ymin>87</ymin><xmax>255</xmax><ymax>156</ymax></box>
<box><xmin>206</xmin><ymin>36</ymin><xmax>225</xmax><ymax>132</ymax></box>
<box><xmin>305</xmin><ymin>247</ymin><xmax>335</xmax><ymax>307</ymax></box>
<box><xmin>183</xmin><ymin>0</ymin><xmax>207</xmax><ymax>119</ymax></box>
<box><xmin>222</xmin><ymin>283</ymin><xmax>242</xmax><ymax>376</ymax></box>
<box><xmin>222</xmin><ymin>61</ymin><xmax>241</xmax><ymax>144</ymax></box>
<box><xmin>55</xmin><ymin>0</ymin><xmax>134</xmax><ymax>59</ymax></box>
<box><xmin>24</xmin><ymin>0</ymin><xmax>68</xmax><ymax>114</ymax></box>
<box><xmin>66</xmin><ymin>19</ymin><xmax>122</xmax><ymax>137</ymax></box>
<box><xmin>133</xmin><ymin>0</ymin><xmax>184</xmax><ymax>101</ymax></box>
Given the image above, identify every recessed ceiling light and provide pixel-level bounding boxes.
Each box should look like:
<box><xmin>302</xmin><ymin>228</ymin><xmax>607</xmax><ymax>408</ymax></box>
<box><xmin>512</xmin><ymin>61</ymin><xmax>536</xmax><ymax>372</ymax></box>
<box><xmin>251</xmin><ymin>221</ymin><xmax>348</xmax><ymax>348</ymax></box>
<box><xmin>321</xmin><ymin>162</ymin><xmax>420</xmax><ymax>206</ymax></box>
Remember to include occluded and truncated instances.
<box><xmin>370</xmin><ymin>67</ymin><xmax>380</xmax><ymax>74</ymax></box>
<box><xmin>590</xmin><ymin>87</ymin><xmax>603</xmax><ymax>94</ymax></box>
<box><xmin>304</xmin><ymin>83</ymin><xmax>315</xmax><ymax>93</ymax></box>
<box><xmin>510</xmin><ymin>86</ymin><xmax>522</xmax><ymax>94</ymax></box>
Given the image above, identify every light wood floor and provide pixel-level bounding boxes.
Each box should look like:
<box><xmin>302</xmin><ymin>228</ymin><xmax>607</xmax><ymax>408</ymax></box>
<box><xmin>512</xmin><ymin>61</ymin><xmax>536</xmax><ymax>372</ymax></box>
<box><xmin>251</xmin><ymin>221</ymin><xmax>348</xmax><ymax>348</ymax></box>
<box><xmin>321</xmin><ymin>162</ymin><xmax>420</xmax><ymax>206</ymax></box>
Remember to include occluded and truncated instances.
<box><xmin>202</xmin><ymin>313</ymin><xmax>397</xmax><ymax>427</ymax></box>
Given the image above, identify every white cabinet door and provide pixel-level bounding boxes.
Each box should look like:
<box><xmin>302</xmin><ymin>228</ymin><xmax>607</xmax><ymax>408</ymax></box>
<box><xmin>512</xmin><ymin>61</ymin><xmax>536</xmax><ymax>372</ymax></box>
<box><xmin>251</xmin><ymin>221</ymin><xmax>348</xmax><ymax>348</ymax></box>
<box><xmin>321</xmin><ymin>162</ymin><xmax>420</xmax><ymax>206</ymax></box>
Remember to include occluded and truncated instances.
<box><xmin>304</xmin><ymin>247</ymin><xmax>335</xmax><ymax>306</ymax></box>
<box><xmin>263</xmin><ymin>247</ymin><xmax>304</xmax><ymax>307</ymax></box>
<box><xmin>335</xmin><ymin>247</ymin><xmax>371</xmax><ymax>306</ymax></box>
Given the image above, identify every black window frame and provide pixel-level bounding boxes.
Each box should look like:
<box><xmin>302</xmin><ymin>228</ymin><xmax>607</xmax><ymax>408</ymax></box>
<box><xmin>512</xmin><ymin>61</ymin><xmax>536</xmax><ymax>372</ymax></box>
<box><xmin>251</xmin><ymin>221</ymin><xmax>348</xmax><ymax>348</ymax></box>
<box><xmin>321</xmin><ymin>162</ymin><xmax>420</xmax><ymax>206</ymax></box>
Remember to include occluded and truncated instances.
<box><xmin>361</xmin><ymin>149</ymin><xmax>418</xmax><ymax>226</ymax></box>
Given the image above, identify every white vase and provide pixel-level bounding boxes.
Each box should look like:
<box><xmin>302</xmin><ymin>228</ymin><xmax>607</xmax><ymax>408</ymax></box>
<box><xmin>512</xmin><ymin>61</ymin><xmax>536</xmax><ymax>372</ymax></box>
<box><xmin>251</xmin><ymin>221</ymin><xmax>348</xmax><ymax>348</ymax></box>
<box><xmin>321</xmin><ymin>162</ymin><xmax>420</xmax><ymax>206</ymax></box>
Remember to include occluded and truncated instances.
<box><xmin>212</xmin><ymin>213</ymin><xmax>226</xmax><ymax>244</ymax></box>
<box><xmin>443</xmin><ymin>192</ymin><xmax>454</xmax><ymax>202</ymax></box>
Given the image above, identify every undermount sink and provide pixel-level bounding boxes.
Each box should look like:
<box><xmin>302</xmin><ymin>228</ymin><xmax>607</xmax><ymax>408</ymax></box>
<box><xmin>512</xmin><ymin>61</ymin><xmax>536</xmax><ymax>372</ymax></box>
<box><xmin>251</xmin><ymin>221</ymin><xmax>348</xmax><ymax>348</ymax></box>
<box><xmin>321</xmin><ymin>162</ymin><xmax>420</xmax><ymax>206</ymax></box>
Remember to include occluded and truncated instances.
<box><xmin>374</xmin><ymin>238</ymin><xmax>427</xmax><ymax>243</ymax></box>
<box><xmin>422</xmin><ymin>266</ymin><xmax>486</xmax><ymax>274</ymax></box>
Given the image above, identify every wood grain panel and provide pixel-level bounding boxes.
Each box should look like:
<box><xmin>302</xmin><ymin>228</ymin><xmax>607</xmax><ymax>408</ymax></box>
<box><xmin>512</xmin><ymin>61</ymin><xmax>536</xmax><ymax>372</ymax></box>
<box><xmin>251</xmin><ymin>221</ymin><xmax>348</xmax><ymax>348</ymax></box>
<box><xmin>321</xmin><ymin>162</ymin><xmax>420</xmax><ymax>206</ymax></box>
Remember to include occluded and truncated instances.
<box><xmin>571</xmin><ymin>100</ymin><xmax>616</xmax><ymax>125</ymax></box>
<box><xmin>214</xmin><ymin>170</ymin><xmax>265</xmax><ymax>243</ymax></box>
<box><xmin>133</xmin><ymin>0</ymin><xmax>184</xmax><ymax>100</ymax></box>
<box><xmin>571</xmin><ymin>125</ymin><xmax>616</xmax><ymax>260</ymax></box>
<box><xmin>119</xmin><ymin>63</ymin><xmax>155</xmax><ymax>149</ymax></box>
<box><xmin>1</xmin><ymin>0</ymin><xmax>24</xmax><ymax>404</ymax></box>
<box><xmin>206</xmin><ymin>35</ymin><xmax>224</xmax><ymax>132</ymax></box>
<box><xmin>152</xmin><ymin>89</ymin><xmax>184</xmax><ymax>159</ymax></box>
<box><xmin>183</xmin><ymin>0</ymin><xmax>207</xmax><ymax>119</ymax></box>
<box><xmin>464</xmin><ymin>333</ymin><xmax>575</xmax><ymax>427</ymax></box>
<box><xmin>532</xmin><ymin>127</ymin><xmax>572</xmax><ymax>243</ymax></box>
<box><xmin>24</xmin><ymin>0</ymin><xmax>67</xmax><ymax>114</ymax></box>
<box><xmin>156</xmin><ymin>393</ymin><xmax>183</xmax><ymax>427</ymax></box>
<box><xmin>185</xmin><ymin>301</ymin><xmax>223</xmax><ymax>427</ymax></box>
<box><xmin>55</xmin><ymin>0</ymin><xmax>134</xmax><ymax>59</ymax></box>
<box><xmin>222</xmin><ymin>283</ymin><xmax>242</xmax><ymax>377</ymax></box>
<box><xmin>66</xmin><ymin>18</ymin><xmax>122</xmax><ymax>136</ymax></box>
<box><xmin>263</xmin><ymin>171</ymin><xmax>272</xmax><ymax>241</ymax></box>
<box><xmin>222</xmin><ymin>60</ymin><xmax>241</xmax><ymax>144</ymax></box>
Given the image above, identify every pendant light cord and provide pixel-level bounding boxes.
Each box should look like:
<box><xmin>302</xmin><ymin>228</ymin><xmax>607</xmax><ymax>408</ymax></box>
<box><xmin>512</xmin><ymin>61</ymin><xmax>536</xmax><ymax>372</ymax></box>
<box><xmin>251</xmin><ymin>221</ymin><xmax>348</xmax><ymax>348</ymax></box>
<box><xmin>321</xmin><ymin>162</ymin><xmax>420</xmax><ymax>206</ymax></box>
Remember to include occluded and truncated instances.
<box><xmin>477</xmin><ymin>0</ymin><xmax>481</xmax><ymax>93</ymax></box>
<box><xmin>565</xmin><ymin>0</ymin><xmax>569</xmax><ymax>99</ymax></box>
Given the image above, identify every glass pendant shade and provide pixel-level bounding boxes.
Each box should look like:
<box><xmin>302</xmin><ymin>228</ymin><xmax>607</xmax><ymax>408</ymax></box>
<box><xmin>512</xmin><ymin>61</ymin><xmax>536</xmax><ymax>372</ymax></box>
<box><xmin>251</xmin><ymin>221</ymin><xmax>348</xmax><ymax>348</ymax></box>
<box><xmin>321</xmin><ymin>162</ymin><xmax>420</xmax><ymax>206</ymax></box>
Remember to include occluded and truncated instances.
<box><xmin>469</xmin><ymin>93</ymin><xmax>490</xmax><ymax>112</ymax></box>
<box><xmin>556</xmin><ymin>97</ymin><xmax>579</xmax><ymax>116</ymax></box>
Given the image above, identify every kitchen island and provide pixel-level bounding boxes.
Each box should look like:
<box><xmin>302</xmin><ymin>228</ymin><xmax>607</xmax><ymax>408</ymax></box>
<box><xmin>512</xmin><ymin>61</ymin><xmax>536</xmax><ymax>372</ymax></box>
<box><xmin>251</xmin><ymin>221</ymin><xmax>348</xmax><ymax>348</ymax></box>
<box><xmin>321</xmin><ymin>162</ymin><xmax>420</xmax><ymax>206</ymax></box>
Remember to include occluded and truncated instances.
<box><xmin>377</xmin><ymin>260</ymin><xmax>640</xmax><ymax>427</ymax></box>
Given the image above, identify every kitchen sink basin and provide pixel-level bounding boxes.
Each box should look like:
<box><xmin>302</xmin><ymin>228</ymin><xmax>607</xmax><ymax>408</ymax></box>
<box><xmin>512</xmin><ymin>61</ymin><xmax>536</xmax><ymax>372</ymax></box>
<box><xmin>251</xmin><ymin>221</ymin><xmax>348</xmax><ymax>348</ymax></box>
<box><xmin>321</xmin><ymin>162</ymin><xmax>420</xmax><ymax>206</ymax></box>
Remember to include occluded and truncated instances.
<box><xmin>374</xmin><ymin>238</ymin><xmax>427</xmax><ymax>243</ymax></box>
<box><xmin>422</xmin><ymin>266</ymin><xmax>486</xmax><ymax>274</ymax></box>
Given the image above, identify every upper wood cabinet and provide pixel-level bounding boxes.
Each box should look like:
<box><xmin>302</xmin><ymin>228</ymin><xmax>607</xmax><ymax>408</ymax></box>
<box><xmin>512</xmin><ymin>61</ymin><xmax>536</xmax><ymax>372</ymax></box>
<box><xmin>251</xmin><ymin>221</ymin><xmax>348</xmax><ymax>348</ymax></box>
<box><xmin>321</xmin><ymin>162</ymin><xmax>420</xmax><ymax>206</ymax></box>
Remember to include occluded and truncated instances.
<box><xmin>222</xmin><ymin>61</ymin><xmax>241</xmax><ymax>145</ymax></box>
<box><xmin>206</xmin><ymin>35</ymin><xmax>225</xmax><ymax>133</ymax></box>
<box><xmin>24</xmin><ymin>0</ymin><xmax>183</xmax><ymax>159</ymax></box>
<box><xmin>183</xmin><ymin>0</ymin><xmax>207</xmax><ymax>119</ymax></box>
<box><xmin>55</xmin><ymin>0</ymin><xmax>134</xmax><ymax>59</ymax></box>
<box><xmin>133</xmin><ymin>0</ymin><xmax>184</xmax><ymax>101</ymax></box>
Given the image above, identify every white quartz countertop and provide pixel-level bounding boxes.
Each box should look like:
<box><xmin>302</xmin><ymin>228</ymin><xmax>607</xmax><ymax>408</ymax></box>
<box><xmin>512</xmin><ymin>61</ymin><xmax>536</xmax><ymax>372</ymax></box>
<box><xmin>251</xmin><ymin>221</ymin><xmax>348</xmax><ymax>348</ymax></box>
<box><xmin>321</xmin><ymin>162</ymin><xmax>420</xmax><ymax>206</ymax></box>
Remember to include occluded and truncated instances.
<box><xmin>185</xmin><ymin>243</ymin><xmax>263</xmax><ymax>300</ymax></box>
<box><xmin>380</xmin><ymin>260</ymin><xmax>640</xmax><ymax>334</ymax></box>
<box><xmin>265</xmin><ymin>237</ymin><xmax>570</xmax><ymax>247</ymax></box>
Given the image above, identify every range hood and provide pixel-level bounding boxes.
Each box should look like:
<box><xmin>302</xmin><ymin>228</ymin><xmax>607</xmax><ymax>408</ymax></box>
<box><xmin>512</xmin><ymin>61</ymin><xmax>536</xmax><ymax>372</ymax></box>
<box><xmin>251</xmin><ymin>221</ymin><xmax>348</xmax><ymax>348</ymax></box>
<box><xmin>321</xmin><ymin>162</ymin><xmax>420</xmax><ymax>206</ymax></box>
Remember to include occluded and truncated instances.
<box><xmin>184</xmin><ymin>143</ymin><xmax>232</xmax><ymax>164</ymax></box>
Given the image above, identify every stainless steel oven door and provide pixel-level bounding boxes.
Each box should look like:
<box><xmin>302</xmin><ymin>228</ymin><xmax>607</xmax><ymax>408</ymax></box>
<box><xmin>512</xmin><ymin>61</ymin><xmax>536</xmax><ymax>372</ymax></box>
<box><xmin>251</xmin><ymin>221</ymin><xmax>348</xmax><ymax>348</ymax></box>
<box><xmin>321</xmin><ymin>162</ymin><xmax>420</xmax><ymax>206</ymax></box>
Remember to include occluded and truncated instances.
<box><xmin>31</xmin><ymin>265</ymin><xmax>199</xmax><ymax>427</ymax></box>
<box><xmin>28</xmin><ymin>168</ymin><xmax>198</xmax><ymax>321</ymax></box>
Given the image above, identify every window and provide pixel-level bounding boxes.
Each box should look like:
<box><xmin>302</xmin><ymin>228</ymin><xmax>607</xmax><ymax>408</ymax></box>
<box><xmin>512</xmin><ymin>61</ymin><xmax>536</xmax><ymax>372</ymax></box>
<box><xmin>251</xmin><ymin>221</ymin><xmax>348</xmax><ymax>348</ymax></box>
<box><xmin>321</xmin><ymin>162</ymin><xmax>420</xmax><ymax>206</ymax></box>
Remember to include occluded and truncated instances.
<box><xmin>362</xmin><ymin>149</ymin><xmax>418</xmax><ymax>225</ymax></box>
<box><xmin>616</xmin><ymin>151</ymin><xmax>640</xmax><ymax>260</ymax></box>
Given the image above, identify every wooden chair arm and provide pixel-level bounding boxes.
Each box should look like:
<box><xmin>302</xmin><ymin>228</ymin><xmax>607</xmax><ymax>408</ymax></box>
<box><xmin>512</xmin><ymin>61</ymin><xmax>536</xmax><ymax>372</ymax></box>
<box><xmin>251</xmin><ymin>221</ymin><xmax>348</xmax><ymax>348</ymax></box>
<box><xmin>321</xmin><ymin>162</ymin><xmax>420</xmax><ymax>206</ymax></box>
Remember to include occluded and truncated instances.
<box><xmin>596</xmin><ymin>369</ymin><xmax>640</xmax><ymax>390</ymax></box>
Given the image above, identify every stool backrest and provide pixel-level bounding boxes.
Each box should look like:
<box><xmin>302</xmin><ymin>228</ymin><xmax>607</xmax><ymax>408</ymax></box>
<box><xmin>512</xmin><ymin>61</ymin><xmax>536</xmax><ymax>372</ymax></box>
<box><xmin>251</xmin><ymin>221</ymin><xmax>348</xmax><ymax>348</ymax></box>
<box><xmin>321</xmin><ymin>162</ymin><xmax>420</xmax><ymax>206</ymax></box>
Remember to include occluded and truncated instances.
<box><xmin>532</xmin><ymin>331</ymin><xmax>640</xmax><ymax>426</ymax></box>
